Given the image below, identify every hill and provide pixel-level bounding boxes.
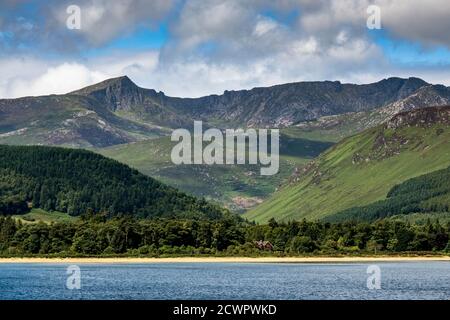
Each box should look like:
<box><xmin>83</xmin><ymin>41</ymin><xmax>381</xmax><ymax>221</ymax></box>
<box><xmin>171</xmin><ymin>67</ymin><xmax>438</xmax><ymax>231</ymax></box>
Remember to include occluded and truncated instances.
<box><xmin>0</xmin><ymin>145</ymin><xmax>227</xmax><ymax>219</ymax></box>
<box><xmin>245</xmin><ymin>106</ymin><xmax>450</xmax><ymax>222</ymax></box>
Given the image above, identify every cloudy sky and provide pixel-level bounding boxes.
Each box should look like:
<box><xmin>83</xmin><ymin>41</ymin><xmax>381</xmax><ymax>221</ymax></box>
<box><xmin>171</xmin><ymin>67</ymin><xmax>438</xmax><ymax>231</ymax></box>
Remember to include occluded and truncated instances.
<box><xmin>1</xmin><ymin>0</ymin><xmax>450</xmax><ymax>98</ymax></box>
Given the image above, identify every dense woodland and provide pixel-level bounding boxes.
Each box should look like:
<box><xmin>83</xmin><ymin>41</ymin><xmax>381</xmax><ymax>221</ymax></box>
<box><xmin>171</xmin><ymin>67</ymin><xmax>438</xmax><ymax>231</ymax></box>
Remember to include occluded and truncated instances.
<box><xmin>1</xmin><ymin>214</ymin><xmax>449</xmax><ymax>256</ymax></box>
<box><xmin>0</xmin><ymin>145</ymin><xmax>226</xmax><ymax>219</ymax></box>
<box><xmin>328</xmin><ymin>165</ymin><xmax>450</xmax><ymax>222</ymax></box>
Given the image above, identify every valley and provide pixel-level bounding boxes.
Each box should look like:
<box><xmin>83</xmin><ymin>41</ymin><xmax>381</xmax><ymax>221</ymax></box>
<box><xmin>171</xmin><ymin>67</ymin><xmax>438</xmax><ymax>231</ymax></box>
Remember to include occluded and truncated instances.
<box><xmin>1</xmin><ymin>76</ymin><xmax>450</xmax><ymax>219</ymax></box>
<box><xmin>98</xmin><ymin>132</ymin><xmax>333</xmax><ymax>211</ymax></box>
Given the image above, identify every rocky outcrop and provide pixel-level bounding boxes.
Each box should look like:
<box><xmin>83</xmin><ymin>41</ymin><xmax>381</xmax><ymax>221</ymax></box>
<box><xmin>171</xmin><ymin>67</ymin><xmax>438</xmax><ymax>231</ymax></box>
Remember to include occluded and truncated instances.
<box><xmin>386</xmin><ymin>105</ymin><xmax>450</xmax><ymax>129</ymax></box>
<box><xmin>71</xmin><ymin>76</ymin><xmax>435</xmax><ymax>128</ymax></box>
<box><xmin>71</xmin><ymin>76</ymin><xmax>150</xmax><ymax>112</ymax></box>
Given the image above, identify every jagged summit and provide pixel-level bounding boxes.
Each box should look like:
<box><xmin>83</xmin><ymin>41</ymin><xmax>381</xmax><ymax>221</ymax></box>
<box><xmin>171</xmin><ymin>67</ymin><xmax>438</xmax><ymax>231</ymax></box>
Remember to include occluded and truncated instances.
<box><xmin>397</xmin><ymin>77</ymin><xmax>430</xmax><ymax>99</ymax></box>
<box><xmin>70</xmin><ymin>76</ymin><xmax>139</xmax><ymax>95</ymax></box>
<box><xmin>70</xmin><ymin>75</ymin><xmax>148</xmax><ymax>113</ymax></box>
<box><xmin>71</xmin><ymin>75</ymin><xmax>430</xmax><ymax>99</ymax></box>
<box><xmin>64</xmin><ymin>75</ymin><xmax>433</xmax><ymax>127</ymax></box>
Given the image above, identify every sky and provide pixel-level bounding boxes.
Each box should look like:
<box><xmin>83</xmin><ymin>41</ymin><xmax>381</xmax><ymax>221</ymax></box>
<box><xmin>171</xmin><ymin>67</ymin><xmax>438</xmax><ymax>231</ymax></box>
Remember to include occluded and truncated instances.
<box><xmin>1</xmin><ymin>0</ymin><xmax>450</xmax><ymax>98</ymax></box>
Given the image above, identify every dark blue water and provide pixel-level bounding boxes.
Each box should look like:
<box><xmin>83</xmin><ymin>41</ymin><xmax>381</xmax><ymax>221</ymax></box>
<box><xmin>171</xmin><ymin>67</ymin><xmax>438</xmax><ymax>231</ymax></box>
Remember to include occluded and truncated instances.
<box><xmin>0</xmin><ymin>262</ymin><xmax>449</xmax><ymax>300</ymax></box>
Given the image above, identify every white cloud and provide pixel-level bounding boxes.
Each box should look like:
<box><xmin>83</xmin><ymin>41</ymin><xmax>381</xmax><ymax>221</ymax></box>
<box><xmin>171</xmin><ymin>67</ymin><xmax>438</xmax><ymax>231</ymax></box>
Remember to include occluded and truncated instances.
<box><xmin>1</xmin><ymin>45</ymin><xmax>450</xmax><ymax>100</ymax></box>
<box><xmin>1</xmin><ymin>62</ymin><xmax>108</xmax><ymax>98</ymax></box>
<box><xmin>2</xmin><ymin>0</ymin><xmax>450</xmax><ymax>99</ymax></box>
<box><xmin>0</xmin><ymin>51</ymin><xmax>159</xmax><ymax>98</ymax></box>
<box><xmin>0</xmin><ymin>0</ymin><xmax>175</xmax><ymax>52</ymax></box>
<box><xmin>51</xmin><ymin>0</ymin><xmax>174</xmax><ymax>46</ymax></box>
<box><xmin>20</xmin><ymin>64</ymin><xmax>107</xmax><ymax>97</ymax></box>
<box><xmin>377</xmin><ymin>0</ymin><xmax>450</xmax><ymax>47</ymax></box>
<box><xmin>253</xmin><ymin>16</ymin><xmax>279</xmax><ymax>37</ymax></box>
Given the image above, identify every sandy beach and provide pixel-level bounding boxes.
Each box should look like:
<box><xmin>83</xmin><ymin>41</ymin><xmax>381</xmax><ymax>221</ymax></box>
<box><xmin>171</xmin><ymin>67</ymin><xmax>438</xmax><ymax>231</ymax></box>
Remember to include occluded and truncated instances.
<box><xmin>0</xmin><ymin>256</ymin><xmax>449</xmax><ymax>264</ymax></box>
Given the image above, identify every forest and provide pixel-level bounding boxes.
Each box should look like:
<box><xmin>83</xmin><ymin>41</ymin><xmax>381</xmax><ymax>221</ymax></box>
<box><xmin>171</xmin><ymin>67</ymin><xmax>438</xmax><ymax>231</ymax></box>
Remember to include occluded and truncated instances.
<box><xmin>0</xmin><ymin>145</ymin><xmax>226</xmax><ymax>219</ymax></box>
<box><xmin>1</xmin><ymin>214</ymin><xmax>449</xmax><ymax>256</ymax></box>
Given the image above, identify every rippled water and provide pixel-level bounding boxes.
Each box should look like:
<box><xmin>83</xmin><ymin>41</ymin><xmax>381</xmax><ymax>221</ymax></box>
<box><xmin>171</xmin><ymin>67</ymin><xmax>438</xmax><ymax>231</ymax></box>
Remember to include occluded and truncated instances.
<box><xmin>0</xmin><ymin>262</ymin><xmax>449</xmax><ymax>300</ymax></box>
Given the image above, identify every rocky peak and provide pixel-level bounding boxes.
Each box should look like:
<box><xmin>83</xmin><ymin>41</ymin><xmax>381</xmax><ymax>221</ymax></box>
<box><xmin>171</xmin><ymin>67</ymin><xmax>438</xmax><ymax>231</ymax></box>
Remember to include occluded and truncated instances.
<box><xmin>386</xmin><ymin>105</ymin><xmax>450</xmax><ymax>129</ymax></box>
<box><xmin>397</xmin><ymin>77</ymin><xmax>429</xmax><ymax>99</ymax></box>
<box><xmin>71</xmin><ymin>76</ymin><xmax>146</xmax><ymax>112</ymax></box>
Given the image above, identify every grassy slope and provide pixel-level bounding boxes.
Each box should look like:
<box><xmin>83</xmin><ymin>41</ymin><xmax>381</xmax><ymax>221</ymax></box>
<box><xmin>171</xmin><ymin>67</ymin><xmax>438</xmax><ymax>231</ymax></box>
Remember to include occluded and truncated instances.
<box><xmin>98</xmin><ymin>132</ymin><xmax>334</xmax><ymax>212</ymax></box>
<box><xmin>325</xmin><ymin>164</ymin><xmax>450</xmax><ymax>222</ymax></box>
<box><xmin>13</xmin><ymin>209</ymin><xmax>78</xmax><ymax>224</ymax></box>
<box><xmin>245</xmin><ymin>123</ymin><xmax>450</xmax><ymax>223</ymax></box>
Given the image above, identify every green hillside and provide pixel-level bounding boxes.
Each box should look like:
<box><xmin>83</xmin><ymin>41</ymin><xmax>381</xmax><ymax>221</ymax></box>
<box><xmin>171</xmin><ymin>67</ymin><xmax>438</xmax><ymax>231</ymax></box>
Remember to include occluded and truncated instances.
<box><xmin>326</xmin><ymin>165</ymin><xmax>450</xmax><ymax>222</ymax></box>
<box><xmin>245</xmin><ymin>106</ymin><xmax>450</xmax><ymax>223</ymax></box>
<box><xmin>98</xmin><ymin>132</ymin><xmax>334</xmax><ymax>212</ymax></box>
<box><xmin>0</xmin><ymin>145</ymin><xmax>227</xmax><ymax>219</ymax></box>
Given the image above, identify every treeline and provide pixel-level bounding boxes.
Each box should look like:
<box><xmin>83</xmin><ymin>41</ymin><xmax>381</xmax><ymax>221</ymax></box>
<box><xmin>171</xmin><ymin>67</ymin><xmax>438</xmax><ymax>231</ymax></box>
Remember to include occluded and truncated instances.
<box><xmin>327</xmin><ymin>166</ymin><xmax>450</xmax><ymax>222</ymax></box>
<box><xmin>1</xmin><ymin>216</ymin><xmax>449</xmax><ymax>256</ymax></box>
<box><xmin>0</xmin><ymin>145</ymin><xmax>226</xmax><ymax>219</ymax></box>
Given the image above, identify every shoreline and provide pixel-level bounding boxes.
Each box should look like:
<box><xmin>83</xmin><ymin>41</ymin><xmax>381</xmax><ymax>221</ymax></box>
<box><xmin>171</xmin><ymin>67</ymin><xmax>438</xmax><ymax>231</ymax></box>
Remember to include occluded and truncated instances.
<box><xmin>0</xmin><ymin>256</ymin><xmax>449</xmax><ymax>264</ymax></box>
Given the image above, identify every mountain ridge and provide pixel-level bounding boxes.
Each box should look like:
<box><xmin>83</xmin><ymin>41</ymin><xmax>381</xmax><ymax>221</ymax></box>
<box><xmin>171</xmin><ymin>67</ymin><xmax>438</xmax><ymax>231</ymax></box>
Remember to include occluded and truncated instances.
<box><xmin>0</xmin><ymin>76</ymin><xmax>448</xmax><ymax>148</ymax></box>
<box><xmin>1</xmin><ymin>75</ymin><xmax>446</xmax><ymax>148</ymax></box>
<box><xmin>153</xmin><ymin>76</ymin><xmax>432</xmax><ymax>127</ymax></box>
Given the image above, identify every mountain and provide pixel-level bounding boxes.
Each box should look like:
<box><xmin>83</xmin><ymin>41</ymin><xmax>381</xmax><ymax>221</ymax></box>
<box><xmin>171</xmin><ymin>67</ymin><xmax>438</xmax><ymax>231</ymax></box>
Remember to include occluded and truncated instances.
<box><xmin>2</xmin><ymin>76</ymin><xmax>450</xmax><ymax>213</ymax></box>
<box><xmin>0</xmin><ymin>76</ymin><xmax>446</xmax><ymax>148</ymax></box>
<box><xmin>0</xmin><ymin>145</ymin><xmax>227</xmax><ymax>219</ymax></box>
<box><xmin>245</xmin><ymin>106</ymin><xmax>450</xmax><ymax>222</ymax></box>
<box><xmin>164</xmin><ymin>77</ymin><xmax>430</xmax><ymax>127</ymax></box>
<box><xmin>70</xmin><ymin>76</ymin><xmax>190</xmax><ymax>128</ymax></box>
<box><xmin>71</xmin><ymin>76</ymin><xmax>148</xmax><ymax>112</ymax></box>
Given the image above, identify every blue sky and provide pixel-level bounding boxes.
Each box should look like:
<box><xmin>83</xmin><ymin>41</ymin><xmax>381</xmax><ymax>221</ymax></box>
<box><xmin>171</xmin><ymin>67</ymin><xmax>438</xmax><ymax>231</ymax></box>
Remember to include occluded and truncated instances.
<box><xmin>1</xmin><ymin>0</ymin><xmax>450</xmax><ymax>98</ymax></box>
<box><xmin>370</xmin><ymin>29</ymin><xmax>450</xmax><ymax>66</ymax></box>
<box><xmin>84</xmin><ymin>24</ymin><xmax>169</xmax><ymax>57</ymax></box>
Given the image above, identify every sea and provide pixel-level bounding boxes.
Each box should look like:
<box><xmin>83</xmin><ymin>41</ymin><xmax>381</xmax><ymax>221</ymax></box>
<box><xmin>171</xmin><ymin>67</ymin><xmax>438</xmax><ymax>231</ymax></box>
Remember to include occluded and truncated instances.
<box><xmin>0</xmin><ymin>262</ymin><xmax>449</xmax><ymax>300</ymax></box>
